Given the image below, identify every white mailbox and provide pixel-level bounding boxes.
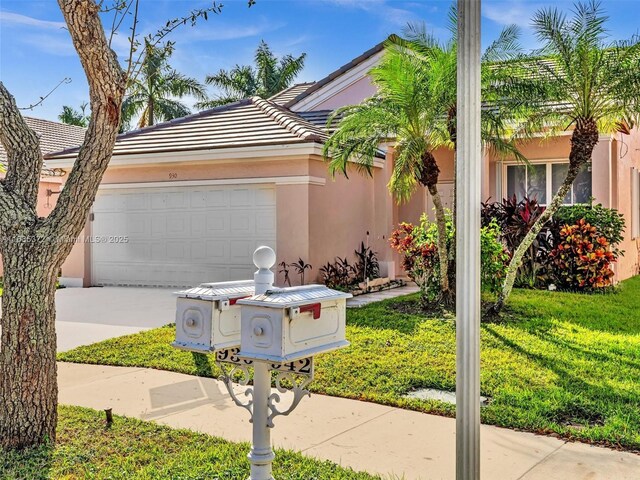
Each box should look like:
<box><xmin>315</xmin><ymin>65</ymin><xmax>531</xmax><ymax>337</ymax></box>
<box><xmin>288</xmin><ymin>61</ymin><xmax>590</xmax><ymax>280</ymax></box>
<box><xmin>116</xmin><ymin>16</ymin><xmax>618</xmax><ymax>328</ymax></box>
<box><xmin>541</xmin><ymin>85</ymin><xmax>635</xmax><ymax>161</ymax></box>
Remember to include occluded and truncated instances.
<box><xmin>237</xmin><ymin>284</ymin><xmax>352</xmax><ymax>363</ymax></box>
<box><xmin>172</xmin><ymin>280</ymin><xmax>255</xmax><ymax>353</ymax></box>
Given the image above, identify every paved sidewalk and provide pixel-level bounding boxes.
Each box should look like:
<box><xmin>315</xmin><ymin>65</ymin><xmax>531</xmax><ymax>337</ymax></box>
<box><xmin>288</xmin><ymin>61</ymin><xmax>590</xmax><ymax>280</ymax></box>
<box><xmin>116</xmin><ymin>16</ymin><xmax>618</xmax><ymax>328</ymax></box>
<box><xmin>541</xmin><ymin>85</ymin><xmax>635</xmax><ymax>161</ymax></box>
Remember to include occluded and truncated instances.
<box><xmin>58</xmin><ymin>363</ymin><xmax>640</xmax><ymax>480</ymax></box>
<box><xmin>347</xmin><ymin>283</ymin><xmax>420</xmax><ymax>308</ymax></box>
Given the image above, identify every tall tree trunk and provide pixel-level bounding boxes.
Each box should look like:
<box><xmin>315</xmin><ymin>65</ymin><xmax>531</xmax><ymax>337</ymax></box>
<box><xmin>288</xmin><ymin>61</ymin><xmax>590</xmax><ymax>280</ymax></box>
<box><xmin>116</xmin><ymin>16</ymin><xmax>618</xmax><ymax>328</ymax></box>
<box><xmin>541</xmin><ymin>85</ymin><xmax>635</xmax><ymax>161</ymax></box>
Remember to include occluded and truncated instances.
<box><xmin>427</xmin><ymin>183</ymin><xmax>453</xmax><ymax>304</ymax></box>
<box><xmin>0</xmin><ymin>245</ymin><xmax>59</xmax><ymax>449</ymax></box>
<box><xmin>0</xmin><ymin>0</ymin><xmax>126</xmax><ymax>449</ymax></box>
<box><xmin>419</xmin><ymin>151</ymin><xmax>453</xmax><ymax>306</ymax></box>
<box><xmin>448</xmin><ymin>106</ymin><xmax>457</xmax><ymax>296</ymax></box>
<box><xmin>148</xmin><ymin>95</ymin><xmax>154</xmax><ymax>127</ymax></box>
<box><xmin>490</xmin><ymin>119</ymin><xmax>599</xmax><ymax>314</ymax></box>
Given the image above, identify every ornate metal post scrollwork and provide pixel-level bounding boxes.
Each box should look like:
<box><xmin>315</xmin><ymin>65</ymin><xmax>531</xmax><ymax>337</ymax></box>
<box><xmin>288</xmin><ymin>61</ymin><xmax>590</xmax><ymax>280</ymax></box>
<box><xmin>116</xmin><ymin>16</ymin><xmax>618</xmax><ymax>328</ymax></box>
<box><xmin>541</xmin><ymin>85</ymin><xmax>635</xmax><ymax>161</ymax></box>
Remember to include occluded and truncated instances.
<box><xmin>217</xmin><ymin>349</ymin><xmax>314</xmax><ymax>480</ymax></box>
<box><xmin>267</xmin><ymin>366</ymin><xmax>313</xmax><ymax>428</ymax></box>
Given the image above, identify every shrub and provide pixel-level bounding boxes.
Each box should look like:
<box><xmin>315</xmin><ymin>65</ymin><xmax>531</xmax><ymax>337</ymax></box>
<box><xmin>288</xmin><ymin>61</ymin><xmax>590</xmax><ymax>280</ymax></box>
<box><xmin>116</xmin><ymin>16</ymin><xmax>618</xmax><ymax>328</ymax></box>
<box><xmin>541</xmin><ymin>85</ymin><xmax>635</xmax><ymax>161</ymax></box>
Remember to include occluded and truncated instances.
<box><xmin>320</xmin><ymin>257</ymin><xmax>355</xmax><ymax>291</ymax></box>
<box><xmin>553</xmin><ymin>202</ymin><xmax>625</xmax><ymax>250</ymax></box>
<box><xmin>354</xmin><ymin>242</ymin><xmax>380</xmax><ymax>282</ymax></box>
<box><xmin>320</xmin><ymin>243</ymin><xmax>380</xmax><ymax>291</ymax></box>
<box><xmin>481</xmin><ymin>220</ymin><xmax>511</xmax><ymax>295</ymax></box>
<box><xmin>481</xmin><ymin>196</ymin><xmax>552</xmax><ymax>288</ymax></box>
<box><xmin>391</xmin><ymin>213</ymin><xmax>509</xmax><ymax>303</ymax></box>
<box><xmin>549</xmin><ymin>219</ymin><xmax>617</xmax><ymax>291</ymax></box>
<box><xmin>482</xmin><ymin>196</ymin><xmax>625</xmax><ymax>290</ymax></box>
<box><xmin>279</xmin><ymin>259</ymin><xmax>313</xmax><ymax>285</ymax></box>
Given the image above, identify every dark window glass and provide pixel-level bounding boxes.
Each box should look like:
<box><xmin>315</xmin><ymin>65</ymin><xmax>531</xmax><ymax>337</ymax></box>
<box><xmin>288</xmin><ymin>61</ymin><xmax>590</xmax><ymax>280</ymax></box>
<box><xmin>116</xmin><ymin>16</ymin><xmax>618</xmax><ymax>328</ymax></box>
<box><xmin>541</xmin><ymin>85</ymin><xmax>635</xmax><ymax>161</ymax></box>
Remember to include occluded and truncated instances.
<box><xmin>527</xmin><ymin>164</ymin><xmax>547</xmax><ymax>204</ymax></box>
<box><xmin>573</xmin><ymin>163</ymin><xmax>592</xmax><ymax>204</ymax></box>
<box><xmin>506</xmin><ymin>165</ymin><xmax>526</xmax><ymax>201</ymax></box>
<box><xmin>552</xmin><ymin>163</ymin><xmax>572</xmax><ymax>204</ymax></box>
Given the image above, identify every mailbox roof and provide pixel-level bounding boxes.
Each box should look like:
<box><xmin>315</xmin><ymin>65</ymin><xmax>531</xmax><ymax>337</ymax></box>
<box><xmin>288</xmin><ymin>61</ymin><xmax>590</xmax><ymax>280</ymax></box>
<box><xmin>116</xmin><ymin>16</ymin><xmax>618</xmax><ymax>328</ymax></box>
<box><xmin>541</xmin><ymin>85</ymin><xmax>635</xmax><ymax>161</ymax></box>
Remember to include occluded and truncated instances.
<box><xmin>176</xmin><ymin>280</ymin><xmax>255</xmax><ymax>301</ymax></box>
<box><xmin>238</xmin><ymin>284</ymin><xmax>351</xmax><ymax>308</ymax></box>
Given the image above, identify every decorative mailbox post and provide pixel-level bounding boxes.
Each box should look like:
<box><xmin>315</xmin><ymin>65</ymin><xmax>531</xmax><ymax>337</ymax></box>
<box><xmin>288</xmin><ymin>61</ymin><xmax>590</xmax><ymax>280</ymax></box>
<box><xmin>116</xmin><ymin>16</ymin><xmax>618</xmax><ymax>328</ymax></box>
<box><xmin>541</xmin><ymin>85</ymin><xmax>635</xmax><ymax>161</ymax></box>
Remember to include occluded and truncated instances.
<box><xmin>172</xmin><ymin>246</ymin><xmax>351</xmax><ymax>480</ymax></box>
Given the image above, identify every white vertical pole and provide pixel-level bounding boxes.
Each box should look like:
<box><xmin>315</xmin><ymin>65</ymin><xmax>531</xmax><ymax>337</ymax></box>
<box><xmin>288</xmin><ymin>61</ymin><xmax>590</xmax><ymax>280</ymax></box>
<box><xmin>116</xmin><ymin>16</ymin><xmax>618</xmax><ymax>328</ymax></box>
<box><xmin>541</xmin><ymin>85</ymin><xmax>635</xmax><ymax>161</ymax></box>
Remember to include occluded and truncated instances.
<box><xmin>249</xmin><ymin>246</ymin><xmax>276</xmax><ymax>480</ymax></box>
<box><xmin>248</xmin><ymin>361</ymin><xmax>276</xmax><ymax>480</ymax></box>
<box><xmin>456</xmin><ymin>0</ymin><xmax>482</xmax><ymax>479</ymax></box>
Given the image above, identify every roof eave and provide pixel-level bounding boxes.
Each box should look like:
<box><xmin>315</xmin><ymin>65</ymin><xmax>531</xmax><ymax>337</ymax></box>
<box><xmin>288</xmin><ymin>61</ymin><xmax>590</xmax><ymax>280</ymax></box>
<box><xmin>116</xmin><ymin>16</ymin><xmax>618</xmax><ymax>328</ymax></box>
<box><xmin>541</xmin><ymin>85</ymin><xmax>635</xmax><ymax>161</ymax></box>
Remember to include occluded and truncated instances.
<box><xmin>44</xmin><ymin>140</ymin><xmax>328</xmax><ymax>167</ymax></box>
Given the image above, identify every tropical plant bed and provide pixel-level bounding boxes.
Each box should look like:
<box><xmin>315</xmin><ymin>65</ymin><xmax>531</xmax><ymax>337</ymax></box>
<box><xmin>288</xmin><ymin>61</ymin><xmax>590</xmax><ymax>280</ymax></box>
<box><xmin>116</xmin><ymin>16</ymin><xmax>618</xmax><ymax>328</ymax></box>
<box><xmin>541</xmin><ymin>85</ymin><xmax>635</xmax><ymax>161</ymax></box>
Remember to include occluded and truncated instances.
<box><xmin>0</xmin><ymin>406</ymin><xmax>377</xmax><ymax>480</ymax></box>
<box><xmin>349</xmin><ymin>278</ymin><xmax>406</xmax><ymax>296</ymax></box>
<box><xmin>59</xmin><ymin>277</ymin><xmax>640</xmax><ymax>452</ymax></box>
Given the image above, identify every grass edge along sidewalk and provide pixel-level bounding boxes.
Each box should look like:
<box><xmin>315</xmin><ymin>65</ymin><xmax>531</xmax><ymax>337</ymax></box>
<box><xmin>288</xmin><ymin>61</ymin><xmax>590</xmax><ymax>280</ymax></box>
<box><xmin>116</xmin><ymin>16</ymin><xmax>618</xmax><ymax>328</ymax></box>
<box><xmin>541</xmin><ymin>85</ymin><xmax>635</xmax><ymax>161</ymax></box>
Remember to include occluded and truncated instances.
<box><xmin>0</xmin><ymin>405</ymin><xmax>379</xmax><ymax>480</ymax></box>
<box><xmin>59</xmin><ymin>277</ymin><xmax>640</xmax><ymax>453</ymax></box>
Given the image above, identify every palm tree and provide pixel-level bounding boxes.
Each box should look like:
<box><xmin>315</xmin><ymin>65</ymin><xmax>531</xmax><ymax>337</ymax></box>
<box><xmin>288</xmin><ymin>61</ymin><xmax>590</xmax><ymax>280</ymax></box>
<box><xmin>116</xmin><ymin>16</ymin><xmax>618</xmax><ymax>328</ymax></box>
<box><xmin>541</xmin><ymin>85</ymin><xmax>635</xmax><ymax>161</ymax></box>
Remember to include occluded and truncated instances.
<box><xmin>400</xmin><ymin>10</ymin><xmax>529</xmax><ymax>290</ymax></box>
<box><xmin>58</xmin><ymin>103</ymin><xmax>89</xmax><ymax>127</ymax></box>
<box><xmin>323</xmin><ymin>44</ymin><xmax>456</xmax><ymax>305</ymax></box>
<box><xmin>122</xmin><ymin>42</ymin><xmax>207</xmax><ymax>129</ymax></box>
<box><xmin>324</xmin><ymin>18</ymin><xmax>526</xmax><ymax>306</ymax></box>
<box><xmin>197</xmin><ymin>41</ymin><xmax>306</xmax><ymax>108</ymax></box>
<box><xmin>491</xmin><ymin>1</ymin><xmax>640</xmax><ymax>314</ymax></box>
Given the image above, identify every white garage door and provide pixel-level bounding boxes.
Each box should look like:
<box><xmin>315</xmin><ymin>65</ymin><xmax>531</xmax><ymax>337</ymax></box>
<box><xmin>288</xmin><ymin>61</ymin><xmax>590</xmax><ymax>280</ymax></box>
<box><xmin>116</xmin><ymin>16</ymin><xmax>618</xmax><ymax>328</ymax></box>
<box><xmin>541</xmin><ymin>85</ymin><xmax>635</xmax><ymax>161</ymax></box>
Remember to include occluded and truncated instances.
<box><xmin>91</xmin><ymin>184</ymin><xmax>276</xmax><ymax>287</ymax></box>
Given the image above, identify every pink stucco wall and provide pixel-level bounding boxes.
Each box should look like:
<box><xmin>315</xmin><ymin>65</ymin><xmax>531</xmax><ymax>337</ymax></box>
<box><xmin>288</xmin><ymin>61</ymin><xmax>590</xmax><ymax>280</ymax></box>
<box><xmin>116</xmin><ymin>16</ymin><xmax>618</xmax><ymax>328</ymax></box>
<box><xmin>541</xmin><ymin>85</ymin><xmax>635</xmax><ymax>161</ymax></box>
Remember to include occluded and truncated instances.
<box><xmin>58</xmin><ymin>154</ymin><xmax>396</xmax><ymax>287</ymax></box>
<box><xmin>310</xmin><ymin>76</ymin><xmax>378</xmax><ymax>112</ymax></box>
<box><xmin>55</xmin><ymin>129</ymin><xmax>640</xmax><ymax>286</ymax></box>
<box><xmin>611</xmin><ymin>129</ymin><xmax>640</xmax><ymax>279</ymax></box>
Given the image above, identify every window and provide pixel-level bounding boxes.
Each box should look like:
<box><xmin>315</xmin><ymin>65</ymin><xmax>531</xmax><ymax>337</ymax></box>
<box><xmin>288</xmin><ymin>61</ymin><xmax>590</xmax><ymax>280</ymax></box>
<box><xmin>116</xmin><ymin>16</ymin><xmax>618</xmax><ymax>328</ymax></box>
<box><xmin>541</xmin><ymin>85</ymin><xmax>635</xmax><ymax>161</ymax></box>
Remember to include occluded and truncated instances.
<box><xmin>505</xmin><ymin>161</ymin><xmax>592</xmax><ymax>205</ymax></box>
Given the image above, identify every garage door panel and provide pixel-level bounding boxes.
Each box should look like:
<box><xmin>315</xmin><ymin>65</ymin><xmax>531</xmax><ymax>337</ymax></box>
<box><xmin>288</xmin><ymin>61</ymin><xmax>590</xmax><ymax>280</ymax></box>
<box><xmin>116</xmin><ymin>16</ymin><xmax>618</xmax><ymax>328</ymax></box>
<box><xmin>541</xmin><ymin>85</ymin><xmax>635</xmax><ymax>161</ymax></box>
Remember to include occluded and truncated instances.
<box><xmin>229</xmin><ymin>188</ymin><xmax>254</xmax><ymax>206</ymax></box>
<box><xmin>92</xmin><ymin>184</ymin><xmax>276</xmax><ymax>287</ymax></box>
<box><xmin>230</xmin><ymin>214</ymin><xmax>253</xmax><ymax>235</ymax></box>
<box><xmin>206</xmin><ymin>190</ymin><xmax>227</xmax><ymax>207</ymax></box>
<box><xmin>189</xmin><ymin>190</ymin><xmax>207</xmax><ymax>208</ymax></box>
<box><xmin>166</xmin><ymin>213</ymin><xmax>189</xmax><ymax>236</ymax></box>
<box><xmin>206</xmin><ymin>213</ymin><xmax>229</xmax><ymax>233</ymax></box>
<box><xmin>228</xmin><ymin>266</ymin><xmax>254</xmax><ymax>280</ymax></box>
<box><xmin>256</xmin><ymin>211</ymin><xmax>276</xmax><ymax>233</ymax></box>
<box><xmin>229</xmin><ymin>240</ymin><xmax>254</xmax><ymax>261</ymax></box>
<box><xmin>165</xmin><ymin>240</ymin><xmax>188</xmax><ymax>261</ymax></box>
<box><xmin>190</xmin><ymin>213</ymin><xmax>206</xmax><ymax>236</ymax></box>
<box><xmin>124</xmin><ymin>193</ymin><xmax>149</xmax><ymax>211</ymax></box>
<box><xmin>205</xmin><ymin>240</ymin><xmax>229</xmax><ymax>261</ymax></box>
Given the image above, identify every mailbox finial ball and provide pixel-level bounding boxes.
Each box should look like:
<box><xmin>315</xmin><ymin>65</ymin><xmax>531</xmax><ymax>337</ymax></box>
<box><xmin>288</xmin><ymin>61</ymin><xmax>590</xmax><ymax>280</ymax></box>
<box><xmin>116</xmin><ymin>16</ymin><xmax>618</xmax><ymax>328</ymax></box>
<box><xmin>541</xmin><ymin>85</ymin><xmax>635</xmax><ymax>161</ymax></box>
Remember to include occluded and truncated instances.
<box><xmin>253</xmin><ymin>246</ymin><xmax>276</xmax><ymax>270</ymax></box>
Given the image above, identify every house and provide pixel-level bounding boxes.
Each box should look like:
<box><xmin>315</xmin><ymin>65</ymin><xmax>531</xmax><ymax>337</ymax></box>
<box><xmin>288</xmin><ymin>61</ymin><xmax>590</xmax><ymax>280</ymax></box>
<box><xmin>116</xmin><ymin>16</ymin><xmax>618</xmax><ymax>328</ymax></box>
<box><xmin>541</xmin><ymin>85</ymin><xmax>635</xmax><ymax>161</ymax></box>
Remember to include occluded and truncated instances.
<box><xmin>46</xmin><ymin>41</ymin><xmax>640</xmax><ymax>287</ymax></box>
<box><xmin>0</xmin><ymin>117</ymin><xmax>86</xmax><ymax>220</ymax></box>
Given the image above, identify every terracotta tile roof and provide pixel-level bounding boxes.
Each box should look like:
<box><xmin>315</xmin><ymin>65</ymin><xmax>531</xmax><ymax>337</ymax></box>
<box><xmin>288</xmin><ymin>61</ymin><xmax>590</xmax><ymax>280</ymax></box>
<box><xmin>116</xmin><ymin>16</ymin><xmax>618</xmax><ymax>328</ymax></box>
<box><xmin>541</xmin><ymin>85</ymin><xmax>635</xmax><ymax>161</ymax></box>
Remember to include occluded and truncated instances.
<box><xmin>46</xmin><ymin>97</ymin><xmax>328</xmax><ymax>160</ymax></box>
<box><xmin>0</xmin><ymin>116</ymin><xmax>86</xmax><ymax>168</ymax></box>
<box><xmin>296</xmin><ymin>110</ymin><xmax>341</xmax><ymax>131</ymax></box>
<box><xmin>269</xmin><ymin>83</ymin><xmax>315</xmax><ymax>106</ymax></box>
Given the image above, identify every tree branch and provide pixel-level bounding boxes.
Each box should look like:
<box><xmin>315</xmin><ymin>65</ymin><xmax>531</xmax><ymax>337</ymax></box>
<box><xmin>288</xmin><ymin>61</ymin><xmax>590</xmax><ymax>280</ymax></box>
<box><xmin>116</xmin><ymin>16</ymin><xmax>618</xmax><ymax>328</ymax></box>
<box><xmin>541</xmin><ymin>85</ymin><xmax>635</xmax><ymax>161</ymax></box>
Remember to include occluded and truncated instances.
<box><xmin>18</xmin><ymin>77</ymin><xmax>72</xmax><ymax>111</ymax></box>
<box><xmin>0</xmin><ymin>82</ymin><xmax>43</xmax><ymax>208</ymax></box>
<box><xmin>44</xmin><ymin>0</ymin><xmax>126</xmax><ymax>260</ymax></box>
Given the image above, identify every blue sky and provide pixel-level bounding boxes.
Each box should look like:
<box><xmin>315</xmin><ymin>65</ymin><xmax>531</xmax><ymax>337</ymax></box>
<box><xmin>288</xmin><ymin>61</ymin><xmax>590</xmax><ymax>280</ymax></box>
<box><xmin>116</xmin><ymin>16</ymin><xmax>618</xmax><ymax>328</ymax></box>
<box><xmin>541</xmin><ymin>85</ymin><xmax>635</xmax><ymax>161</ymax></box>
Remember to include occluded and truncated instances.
<box><xmin>1</xmin><ymin>0</ymin><xmax>639</xmax><ymax>122</ymax></box>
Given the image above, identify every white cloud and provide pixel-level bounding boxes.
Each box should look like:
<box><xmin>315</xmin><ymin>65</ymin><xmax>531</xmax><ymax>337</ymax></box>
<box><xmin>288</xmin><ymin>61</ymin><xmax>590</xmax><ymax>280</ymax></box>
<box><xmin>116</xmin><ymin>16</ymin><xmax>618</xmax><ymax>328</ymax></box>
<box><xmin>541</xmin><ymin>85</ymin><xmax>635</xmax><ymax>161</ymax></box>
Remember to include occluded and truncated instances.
<box><xmin>0</xmin><ymin>11</ymin><xmax>66</xmax><ymax>30</ymax></box>
<box><xmin>21</xmin><ymin>33</ymin><xmax>76</xmax><ymax>56</ymax></box>
<box><xmin>483</xmin><ymin>1</ymin><xmax>543</xmax><ymax>29</ymax></box>
<box><xmin>179</xmin><ymin>19</ymin><xmax>286</xmax><ymax>43</ymax></box>
<box><xmin>322</xmin><ymin>0</ymin><xmax>418</xmax><ymax>27</ymax></box>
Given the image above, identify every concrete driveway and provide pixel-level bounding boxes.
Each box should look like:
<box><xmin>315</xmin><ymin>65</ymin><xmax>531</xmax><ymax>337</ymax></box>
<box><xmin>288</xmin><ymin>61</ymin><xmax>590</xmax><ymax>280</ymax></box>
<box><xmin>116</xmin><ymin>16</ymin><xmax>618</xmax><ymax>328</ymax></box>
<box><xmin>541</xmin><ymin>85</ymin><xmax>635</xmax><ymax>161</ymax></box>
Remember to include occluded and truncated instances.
<box><xmin>55</xmin><ymin>287</ymin><xmax>176</xmax><ymax>352</ymax></box>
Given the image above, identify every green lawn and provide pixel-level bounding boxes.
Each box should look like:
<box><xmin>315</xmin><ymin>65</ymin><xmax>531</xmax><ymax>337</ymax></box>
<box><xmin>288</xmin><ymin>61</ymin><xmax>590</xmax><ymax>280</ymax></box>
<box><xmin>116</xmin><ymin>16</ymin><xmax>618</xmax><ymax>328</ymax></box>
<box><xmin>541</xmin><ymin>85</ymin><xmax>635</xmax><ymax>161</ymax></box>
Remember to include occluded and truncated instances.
<box><xmin>0</xmin><ymin>406</ymin><xmax>377</xmax><ymax>480</ymax></box>
<box><xmin>59</xmin><ymin>277</ymin><xmax>640</xmax><ymax>452</ymax></box>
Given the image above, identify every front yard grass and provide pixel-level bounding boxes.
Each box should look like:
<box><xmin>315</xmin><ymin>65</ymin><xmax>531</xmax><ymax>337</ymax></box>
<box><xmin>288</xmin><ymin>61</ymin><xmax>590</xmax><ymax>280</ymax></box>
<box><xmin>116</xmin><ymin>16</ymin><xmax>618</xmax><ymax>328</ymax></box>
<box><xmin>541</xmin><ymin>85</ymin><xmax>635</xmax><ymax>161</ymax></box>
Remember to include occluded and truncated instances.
<box><xmin>58</xmin><ymin>277</ymin><xmax>640</xmax><ymax>452</ymax></box>
<box><xmin>0</xmin><ymin>405</ymin><xmax>377</xmax><ymax>480</ymax></box>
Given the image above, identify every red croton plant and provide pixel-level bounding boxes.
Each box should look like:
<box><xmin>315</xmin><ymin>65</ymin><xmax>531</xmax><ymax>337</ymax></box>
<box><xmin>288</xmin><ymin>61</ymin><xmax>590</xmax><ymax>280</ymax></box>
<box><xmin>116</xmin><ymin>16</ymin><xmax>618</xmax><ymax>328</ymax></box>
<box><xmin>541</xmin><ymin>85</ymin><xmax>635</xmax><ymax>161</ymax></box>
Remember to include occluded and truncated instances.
<box><xmin>389</xmin><ymin>222</ymin><xmax>438</xmax><ymax>287</ymax></box>
<box><xmin>549</xmin><ymin>219</ymin><xmax>617</xmax><ymax>291</ymax></box>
